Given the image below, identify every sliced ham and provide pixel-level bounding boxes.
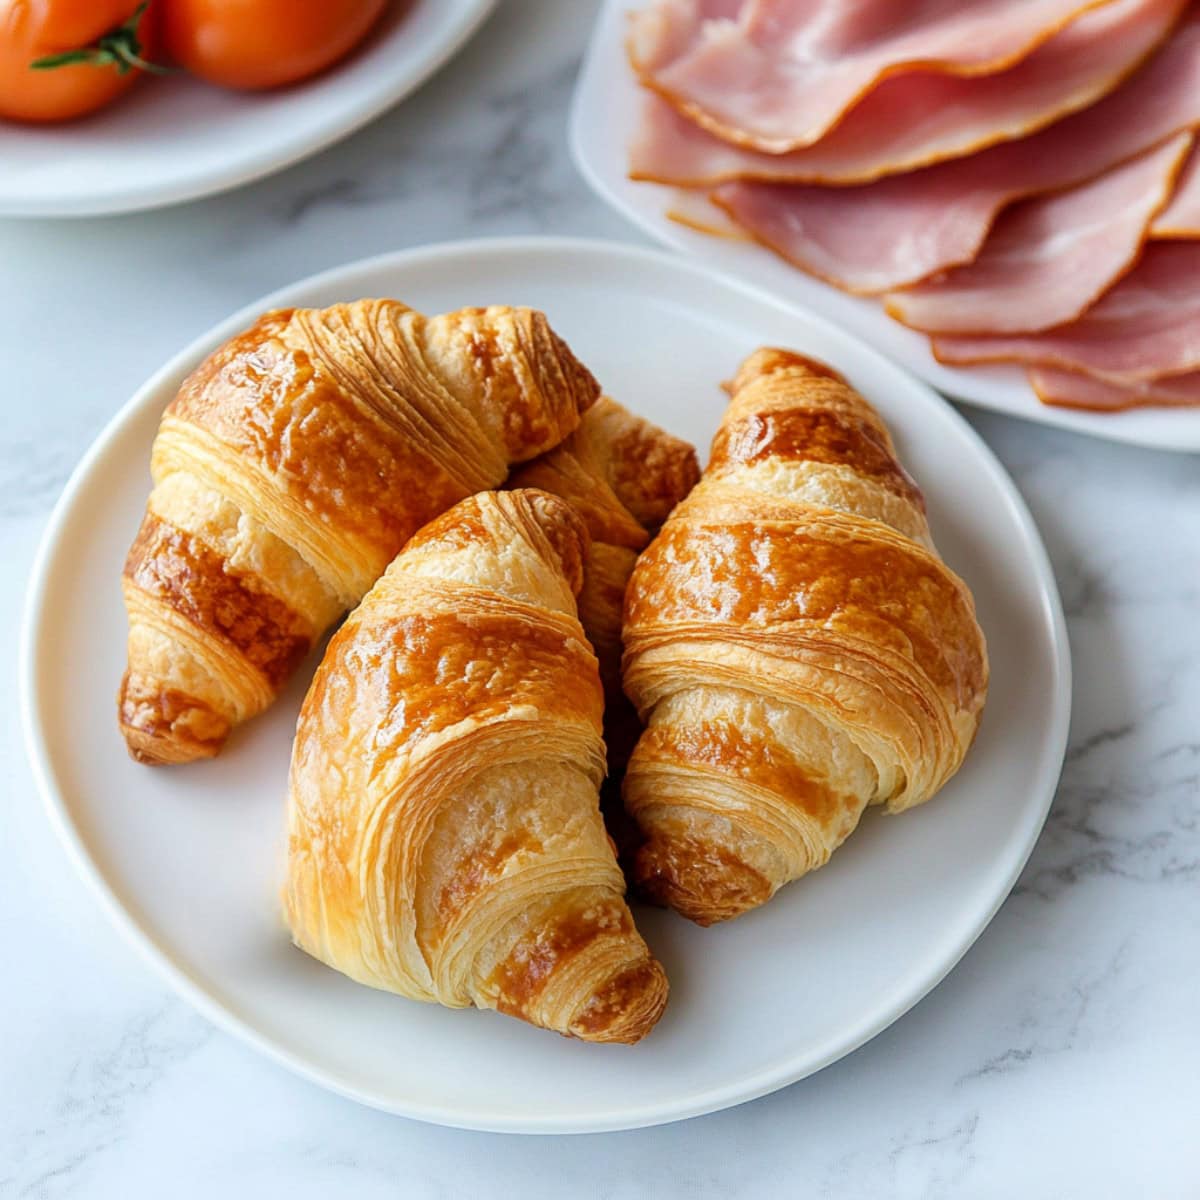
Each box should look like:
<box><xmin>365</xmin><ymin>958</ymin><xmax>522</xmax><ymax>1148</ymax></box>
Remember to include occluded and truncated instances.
<box><xmin>931</xmin><ymin>243</ymin><xmax>1200</xmax><ymax>381</ymax></box>
<box><xmin>884</xmin><ymin>134</ymin><xmax>1193</xmax><ymax>335</ymax></box>
<box><xmin>630</xmin><ymin>0</ymin><xmax>1115</xmax><ymax>152</ymax></box>
<box><xmin>711</xmin><ymin>11</ymin><xmax>1200</xmax><ymax>292</ymax></box>
<box><xmin>714</xmin><ymin>171</ymin><xmax>1005</xmax><ymax>294</ymax></box>
<box><xmin>664</xmin><ymin>188</ymin><xmax>750</xmax><ymax>239</ymax></box>
<box><xmin>629</xmin><ymin>0</ymin><xmax>1180</xmax><ymax>186</ymax></box>
<box><xmin>1153</xmin><ymin>150</ymin><xmax>1200</xmax><ymax>235</ymax></box>
<box><xmin>1030</xmin><ymin>365</ymin><xmax>1200</xmax><ymax>409</ymax></box>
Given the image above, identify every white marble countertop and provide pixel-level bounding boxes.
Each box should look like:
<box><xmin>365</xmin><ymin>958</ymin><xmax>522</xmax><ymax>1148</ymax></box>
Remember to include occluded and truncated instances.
<box><xmin>3</xmin><ymin>2</ymin><xmax>1198</xmax><ymax>1195</ymax></box>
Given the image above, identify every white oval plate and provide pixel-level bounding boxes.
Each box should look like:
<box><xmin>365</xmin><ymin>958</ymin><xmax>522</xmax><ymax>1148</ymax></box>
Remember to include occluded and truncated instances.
<box><xmin>0</xmin><ymin>0</ymin><xmax>494</xmax><ymax>218</ymax></box>
<box><xmin>569</xmin><ymin>0</ymin><xmax>1199</xmax><ymax>453</ymax></box>
<box><xmin>21</xmin><ymin>237</ymin><xmax>1070</xmax><ymax>1134</ymax></box>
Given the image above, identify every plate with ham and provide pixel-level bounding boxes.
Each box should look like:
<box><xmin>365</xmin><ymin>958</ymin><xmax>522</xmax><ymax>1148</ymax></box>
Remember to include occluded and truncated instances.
<box><xmin>571</xmin><ymin>0</ymin><xmax>1200</xmax><ymax>451</ymax></box>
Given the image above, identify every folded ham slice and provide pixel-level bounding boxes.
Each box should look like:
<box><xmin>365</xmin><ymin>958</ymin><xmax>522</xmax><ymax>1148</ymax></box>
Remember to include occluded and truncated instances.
<box><xmin>931</xmin><ymin>243</ymin><xmax>1200</xmax><ymax>381</ymax></box>
<box><xmin>1153</xmin><ymin>151</ymin><xmax>1200</xmax><ymax>235</ymax></box>
<box><xmin>1030</xmin><ymin>365</ymin><xmax>1200</xmax><ymax>409</ymax></box>
<box><xmin>629</xmin><ymin>0</ymin><xmax>1180</xmax><ymax>186</ymax></box>
<box><xmin>630</xmin><ymin>0</ymin><xmax>1115</xmax><ymax>152</ymax></box>
<box><xmin>664</xmin><ymin>187</ymin><xmax>749</xmax><ymax>239</ymax></box>
<box><xmin>711</xmin><ymin>11</ymin><xmax>1200</xmax><ymax>292</ymax></box>
<box><xmin>884</xmin><ymin>135</ymin><xmax>1193</xmax><ymax>335</ymax></box>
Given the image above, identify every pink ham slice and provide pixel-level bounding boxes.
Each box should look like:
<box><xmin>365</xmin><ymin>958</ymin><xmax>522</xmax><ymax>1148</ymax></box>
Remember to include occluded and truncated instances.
<box><xmin>931</xmin><ymin>243</ymin><xmax>1200</xmax><ymax>382</ymax></box>
<box><xmin>711</xmin><ymin>11</ymin><xmax>1200</xmax><ymax>292</ymax></box>
<box><xmin>664</xmin><ymin>187</ymin><xmax>750</xmax><ymax>239</ymax></box>
<box><xmin>1153</xmin><ymin>151</ymin><xmax>1200</xmax><ymax>235</ymax></box>
<box><xmin>630</xmin><ymin>0</ymin><xmax>1115</xmax><ymax>152</ymax></box>
<box><xmin>629</xmin><ymin>0</ymin><xmax>1180</xmax><ymax>186</ymax></box>
<box><xmin>1030</xmin><ymin>365</ymin><xmax>1200</xmax><ymax>409</ymax></box>
<box><xmin>883</xmin><ymin>135</ymin><xmax>1193</xmax><ymax>335</ymax></box>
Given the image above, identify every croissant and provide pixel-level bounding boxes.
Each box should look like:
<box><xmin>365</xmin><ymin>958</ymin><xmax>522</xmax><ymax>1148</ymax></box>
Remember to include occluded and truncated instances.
<box><xmin>621</xmin><ymin>349</ymin><xmax>989</xmax><ymax>925</ymax></box>
<box><xmin>283</xmin><ymin>488</ymin><xmax>668</xmax><ymax>1043</ymax></box>
<box><xmin>119</xmin><ymin>301</ymin><xmax>599</xmax><ymax>765</ymax></box>
<box><xmin>508</xmin><ymin>396</ymin><xmax>700</xmax><ymax>768</ymax></box>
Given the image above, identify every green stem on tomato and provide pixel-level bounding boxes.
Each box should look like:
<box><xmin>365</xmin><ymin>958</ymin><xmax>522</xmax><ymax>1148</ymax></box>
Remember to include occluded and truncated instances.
<box><xmin>29</xmin><ymin>2</ymin><xmax>173</xmax><ymax>75</ymax></box>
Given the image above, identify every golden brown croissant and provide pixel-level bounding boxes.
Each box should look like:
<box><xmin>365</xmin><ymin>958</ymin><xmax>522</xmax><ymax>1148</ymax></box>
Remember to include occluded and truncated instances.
<box><xmin>119</xmin><ymin>301</ymin><xmax>599</xmax><ymax>765</ymax></box>
<box><xmin>507</xmin><ymin>396</ymin><xmax>700</xmax><ymax>768</ymax></box>
<box><xmin>283</xmin><ymin>488</ymin><xmax>668</xmax><ymax>1043</ymax></box>
<box><xmin>622</xmin><ymin>349</ymin><xmax>989</xmax><ymax>925</ymax></box>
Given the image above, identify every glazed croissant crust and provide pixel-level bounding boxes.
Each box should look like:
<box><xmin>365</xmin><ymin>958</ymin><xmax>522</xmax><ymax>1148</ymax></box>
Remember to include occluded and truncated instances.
<box><xmin>284</xmin><ymin>488</ymin><xmax>668</xmax><ymax>1043</ymax></box>
<box><xmin>119</xmin><ymin>301</ymin><xmax>599</xmax><ymax>765</ymax></box>
<box><xmin>508</xmin><ymin>396</ymin><xmax>700</xmax><ymax>769</ymax></box>
<box><xmin>621</xmin><ymin>349</ymin><xmax>989</xmax><ymax>924</ymax></box>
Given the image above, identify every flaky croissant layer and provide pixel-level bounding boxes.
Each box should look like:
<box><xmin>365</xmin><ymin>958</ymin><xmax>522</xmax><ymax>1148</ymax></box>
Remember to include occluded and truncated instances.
<box><xmin>508</xmin><ymin>396</ymin><xmax>700</xmax><ymax>769</ymax></box>
<box><xmin>622</xmin><ymin>349</ymin><xmax>989</xmax><ymax>925</ymax></box>
<box><xmin>285</xmin><ymin>489</ymin><xmax>668</xmax><ymax>1044</ymax></box>
<box><xmin>119</xmin><ymin>300</ymin><xmax>600</xmax><ymax>765</ymax></box>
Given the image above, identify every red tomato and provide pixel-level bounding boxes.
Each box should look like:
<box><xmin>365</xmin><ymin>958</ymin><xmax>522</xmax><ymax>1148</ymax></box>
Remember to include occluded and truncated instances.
<box><xmin>0</xmin><ymin>0</ymin><xmax>159</xmax><ymax>123</ymax></box>
<box><xmin>164</xmin><ymin>0</ymin><xmax>388</xmax><ymax>91</ymax></box>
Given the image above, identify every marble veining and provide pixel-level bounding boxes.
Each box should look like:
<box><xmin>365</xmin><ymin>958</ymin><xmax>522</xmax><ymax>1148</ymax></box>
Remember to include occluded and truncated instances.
<box><xmin>2</xmin><ymin>2</ymin><xmax>1198</xmax><ymax>1197</ymax></box>
<box><xmin>7</xmin><ymin>1004</ymin><xmax>213</xmax><ymax>1200</ymax></box>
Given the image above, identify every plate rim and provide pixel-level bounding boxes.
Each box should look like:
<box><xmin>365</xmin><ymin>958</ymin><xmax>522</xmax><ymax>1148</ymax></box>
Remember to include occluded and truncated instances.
<box><xmin>567</xmin><ymin>0</ymin><xmax>1200</xmax><ymax>454</ymax></box>
<box><xmin>0</xmin><ymin>0</ymin><xmax>497</xmax><ymax>219</ymax></box>
<box><xmin>19</xmin><ymin>234</ymin><xmax>1072</xmax><ymax>1134</ymax></box>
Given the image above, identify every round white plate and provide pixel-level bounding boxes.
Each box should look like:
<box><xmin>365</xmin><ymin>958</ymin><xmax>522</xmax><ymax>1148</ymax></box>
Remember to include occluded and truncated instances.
<box><xmin>21</xmin><ymin>236</ymin><xmax>1070</xmax><ymax>1134</ymax></box>
<box><xmin>569</xmin><ymin>0</ymin><xmax>1199</xmax><ymax>454</ymax></box>
<box><xmin>0</xmin><ymin>0</ymin><xmax>495</xmax><ymax>218</ymax></box>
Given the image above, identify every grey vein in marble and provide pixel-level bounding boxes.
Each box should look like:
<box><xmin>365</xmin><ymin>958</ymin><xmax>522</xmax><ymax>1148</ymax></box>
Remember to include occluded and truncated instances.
<box><xmin>6</xmin><ymin>1004</ymin><xmax>212</xmax><ymax>1200</ymax></box>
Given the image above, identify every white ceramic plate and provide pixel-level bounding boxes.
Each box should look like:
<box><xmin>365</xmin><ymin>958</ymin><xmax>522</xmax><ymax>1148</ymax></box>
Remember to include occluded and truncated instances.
<box><xmin>569</xmin><ymin>0</ymin><xmax>1199</xmax><ymax>454</ymax></box>
<box><xmin>0</xmin><ymin>0</ymin><xmax>495</xmax><ymax>218</ymax></box>
<box><xmin>21</xmin><ymin>237</ymin><xmax>1070</xmax><ymax>1134</ymax></box>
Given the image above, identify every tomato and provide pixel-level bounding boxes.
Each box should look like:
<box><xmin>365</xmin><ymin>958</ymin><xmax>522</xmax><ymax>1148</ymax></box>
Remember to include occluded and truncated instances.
<box><xmin>164</xmin><ymin>0</ymin><xmax>388</xmax><ymax>91</ymax></box>
<box><xmin>0</xmin><ymin>0</ymin><xmax>159</xmax><ymax>123</ymax></box>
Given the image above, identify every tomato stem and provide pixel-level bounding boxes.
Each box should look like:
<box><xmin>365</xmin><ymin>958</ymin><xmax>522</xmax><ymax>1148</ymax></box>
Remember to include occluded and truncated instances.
<box><xmin>30</xmin><ymin>2</ymin><xmax>172</xmax><ymax>76</ymax></box>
